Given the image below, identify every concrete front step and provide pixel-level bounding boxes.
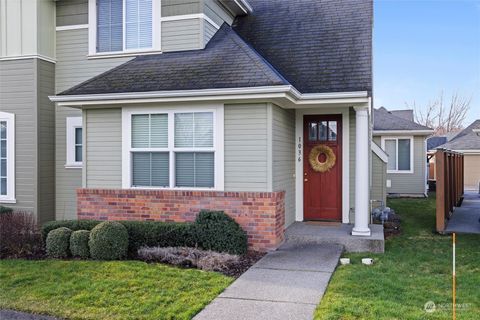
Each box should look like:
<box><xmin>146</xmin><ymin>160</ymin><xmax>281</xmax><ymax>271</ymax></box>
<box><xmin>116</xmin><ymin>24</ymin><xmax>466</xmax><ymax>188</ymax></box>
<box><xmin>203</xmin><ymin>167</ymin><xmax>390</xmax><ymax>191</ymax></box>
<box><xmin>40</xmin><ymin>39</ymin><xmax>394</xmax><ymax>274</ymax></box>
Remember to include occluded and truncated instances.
<box><xmin>285</xmin><ymin>222</ymin><xmax>385</xmax><ymax>253</ymax></box>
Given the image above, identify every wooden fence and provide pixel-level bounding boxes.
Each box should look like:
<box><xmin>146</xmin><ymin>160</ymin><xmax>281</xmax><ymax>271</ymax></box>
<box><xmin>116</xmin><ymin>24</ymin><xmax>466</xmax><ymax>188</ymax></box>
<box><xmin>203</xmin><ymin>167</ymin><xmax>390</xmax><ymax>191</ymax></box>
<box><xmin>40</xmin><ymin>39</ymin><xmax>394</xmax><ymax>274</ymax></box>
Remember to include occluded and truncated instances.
<box><xmin>435</xmin><ymin>149</ymin><xmax>464</xmax><ymax>232</ymax></box>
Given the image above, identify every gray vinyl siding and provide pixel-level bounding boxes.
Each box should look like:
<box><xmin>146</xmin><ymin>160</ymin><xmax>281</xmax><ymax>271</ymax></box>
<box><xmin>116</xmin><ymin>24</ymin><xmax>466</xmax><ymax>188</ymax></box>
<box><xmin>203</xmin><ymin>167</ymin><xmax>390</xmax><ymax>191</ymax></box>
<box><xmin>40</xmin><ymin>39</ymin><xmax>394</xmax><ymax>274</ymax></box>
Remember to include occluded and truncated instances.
<box><xmin>161</xmin><ymin>19</ymin><xmax>203</xmax><ymax>52</ymax></box>
<box><xmin>55</xmin><ymin>107</ymin><xmax>82</xmax><ymax>220</ymax></box>
<box><xmin>204</xmin><ymin>20</ymin><xmax>217</xmax><ymax>44</ymax></box>
<box><xmin>224</xmin><ymin>104</ymin><xmax>268</xmax><ymax>191</ymax></box>
<box><xmin>84</xmin><ymin>109</ymin><xmax>122</xmax><ymax>189</ymax></box>
<box><xmin>272</xmin><ymin>105</ymin><xmax>295</xmax><ymax>228</ymax></box>
<box><xmin>55</xmin><ymin>28</ymin><xmax>132</xmax><ymax>93</ymax></box>
<box><xmin>0</xmin><ymin>58</ymin><xmax>55</xmax><ymax>223</ymax></box>
<box><xmin>204</xmin><ymin>0</ymin><xmax>234</xmax><ymax>26</ymax></box>
<box><xmin>371</xmin><ymin>150</ymin><xmax>387</xmax><ymax>206</ymax></box>
<box><xmin>161</xmin><ymin>0</ymin><xmax>201</xmax><ymax>17</ymax></box>
<box><xmin>56</xmin><ymin>0</ymin><xmax>88</xmax><ymax>27</ymax></box>
<box><xmin>55</xmin><ymin>27</ymin><xmax>130</xmax><ymax>219</ymax></box>
<box><xmin>0</xmin><ymin>59</ymin><xmax>37</xmax><ymax>214</ymax></box>
<box><xmin>373</xmin><ymin>135</ymin><xmax>427</xmax><ymax>195</ymax></box>
<box><xmin>36</xmin><ymin>59</ymin><xmax>55</xmax><ymax>223</ymax></box>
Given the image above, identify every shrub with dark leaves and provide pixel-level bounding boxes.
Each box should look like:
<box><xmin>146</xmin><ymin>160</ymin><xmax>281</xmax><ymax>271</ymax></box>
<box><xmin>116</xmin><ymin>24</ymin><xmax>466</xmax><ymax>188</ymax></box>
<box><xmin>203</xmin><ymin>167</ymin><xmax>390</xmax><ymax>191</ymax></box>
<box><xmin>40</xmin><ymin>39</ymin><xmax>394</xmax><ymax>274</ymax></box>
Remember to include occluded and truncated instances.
<box><xmin>0</xmin><ymin>211</ymin><xmax>43</xmax><ymax>258</ymax></box>
<box><xmin>89</xmin><ymin>221</ymin><xmax>129</xmax><ymax>260</ymax></box>
<box><xmin>70</xmin><ymin>230</ymin><xmax>90</xmax><ymax>259</ymax></box>
<box><xmin>46</xmin><ymin>227</ymin><xmax>73</xmax><ymax>258</ymax></box>
<box><xmin>193</xmin><ymin>211</ymin><xmax>248</xmax><ymax>255</ymax></box>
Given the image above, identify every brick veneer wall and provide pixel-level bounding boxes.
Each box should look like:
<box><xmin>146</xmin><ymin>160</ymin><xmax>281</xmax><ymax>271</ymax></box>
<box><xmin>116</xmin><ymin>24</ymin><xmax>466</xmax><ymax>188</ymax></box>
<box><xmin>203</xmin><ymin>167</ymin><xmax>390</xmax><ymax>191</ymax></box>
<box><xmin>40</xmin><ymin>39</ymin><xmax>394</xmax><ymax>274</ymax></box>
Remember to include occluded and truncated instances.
<box><xmin>77</xmin><ymin>189</ymin><xmax>285</xmax><ymax>252</ymax></box>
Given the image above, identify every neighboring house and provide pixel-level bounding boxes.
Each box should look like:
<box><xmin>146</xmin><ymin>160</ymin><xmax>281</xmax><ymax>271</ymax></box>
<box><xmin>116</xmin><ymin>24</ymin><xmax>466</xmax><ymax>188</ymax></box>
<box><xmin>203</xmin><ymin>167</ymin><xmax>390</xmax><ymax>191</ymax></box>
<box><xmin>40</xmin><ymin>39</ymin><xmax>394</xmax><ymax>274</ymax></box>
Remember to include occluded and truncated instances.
<box><xmin>426</xmin><ymin>135</ymin><xmax>447</xmax><ymax>183</ymax></box>
<box><xmin>1</xmin><ymin>0</ymin><xmax>378</xmax><ymax>251</ymax></box>
<box><xmin>373</xmin><ymin>107</ymin><xmax>433</xmax><ymax>197</ymax></box>
<box><xmin>437</xmin><ymin>120</ymin><xmax>480</xmax><ymax>191</ymax></box>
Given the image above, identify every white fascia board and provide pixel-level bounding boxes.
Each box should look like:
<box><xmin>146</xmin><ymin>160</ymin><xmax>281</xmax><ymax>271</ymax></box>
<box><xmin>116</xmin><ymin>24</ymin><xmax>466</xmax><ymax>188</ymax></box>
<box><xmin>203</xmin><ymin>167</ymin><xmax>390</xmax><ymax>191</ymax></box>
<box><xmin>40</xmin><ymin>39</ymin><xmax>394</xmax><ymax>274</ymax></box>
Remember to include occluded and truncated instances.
<box><xmin>49</xmin><ymin>86</ymin><xmax>369</xmax><ymax>107</ymax></box>
<box><xmin>446</xmin><ymin>149</ymin><xmax>480</xmax><ymax>154</ymax></box>
<box><xmin>373</xmin><ymin>129</ymin><xmax>434</xmax><ymax>136</ymax></box>
<box><xmin>371</xmin><ymin>141</ymin><xmax>388</xmax><ymax>163</ymax></box>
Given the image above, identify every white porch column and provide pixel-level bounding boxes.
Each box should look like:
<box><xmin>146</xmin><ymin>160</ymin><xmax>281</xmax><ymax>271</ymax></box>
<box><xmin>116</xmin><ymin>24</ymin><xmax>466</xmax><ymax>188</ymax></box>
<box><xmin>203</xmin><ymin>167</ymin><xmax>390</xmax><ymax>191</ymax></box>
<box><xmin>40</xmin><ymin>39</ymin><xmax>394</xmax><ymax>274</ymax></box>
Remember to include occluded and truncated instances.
<box><xmin>352</xmin><ymin>106</ymin><xmax>371</xmax><ymax>236</ymax></box>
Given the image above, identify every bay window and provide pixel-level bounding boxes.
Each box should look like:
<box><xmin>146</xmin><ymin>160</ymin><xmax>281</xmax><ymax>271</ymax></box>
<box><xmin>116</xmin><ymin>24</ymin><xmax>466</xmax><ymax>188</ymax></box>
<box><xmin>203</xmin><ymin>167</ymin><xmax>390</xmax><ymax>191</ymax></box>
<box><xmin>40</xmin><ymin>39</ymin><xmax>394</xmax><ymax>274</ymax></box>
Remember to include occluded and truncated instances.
<box><xmin>94</xmin><ymin>0</ymin><xmax>154</xmax><ymax>54</ymax></box>
<box><xmin>0</xmin><ymin>112</ymin><xmax>15</xmax><ymax>203</ymax></box>
<box><xmin>123</xmin><ymin>107</ymin><xmax>223</xmax><ymax>190</ymax></box>
<box><xmin>382</xmin><ymin>137</ymin><xmax>413</xmax><ymax>173</ymax></box>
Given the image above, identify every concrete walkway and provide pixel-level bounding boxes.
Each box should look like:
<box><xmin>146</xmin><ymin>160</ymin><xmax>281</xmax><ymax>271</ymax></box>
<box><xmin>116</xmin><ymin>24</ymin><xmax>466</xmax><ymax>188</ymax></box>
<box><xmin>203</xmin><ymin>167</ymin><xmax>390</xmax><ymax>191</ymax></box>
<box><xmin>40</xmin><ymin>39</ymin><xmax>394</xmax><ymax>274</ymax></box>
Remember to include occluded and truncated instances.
<box><xmin>194</xmin><ymin>243</ymin><xmax>343</xmax><ymax>320</ymax></box>
<box><xmin>445</xmin><ymin>191</ymin><xmax>480</xmax><ymax>234</ymax></box>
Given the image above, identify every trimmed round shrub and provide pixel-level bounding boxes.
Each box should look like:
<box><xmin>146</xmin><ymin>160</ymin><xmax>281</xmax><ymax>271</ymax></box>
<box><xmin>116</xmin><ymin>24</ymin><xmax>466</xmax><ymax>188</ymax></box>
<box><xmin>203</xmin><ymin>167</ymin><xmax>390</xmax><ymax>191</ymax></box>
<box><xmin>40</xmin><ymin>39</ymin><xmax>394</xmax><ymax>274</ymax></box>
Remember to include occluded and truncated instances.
<box><xmin>193</xmin><ymin>211</ymin><xmax>248</xmax><ymax>255</ymax></box>
<box><xmin>70</xmin><ymin>230</ymin><xmax>91</xmax><ymax>259</ymax></box>
<box><xmin>46</xmin><ymin>227</ymin><xmax>72</xmax><ymax>258</ymax></box>
<box><xmin>89</xmin><ymin>221</ymin><xmax>129</xmax><ymax>260</ymax></box>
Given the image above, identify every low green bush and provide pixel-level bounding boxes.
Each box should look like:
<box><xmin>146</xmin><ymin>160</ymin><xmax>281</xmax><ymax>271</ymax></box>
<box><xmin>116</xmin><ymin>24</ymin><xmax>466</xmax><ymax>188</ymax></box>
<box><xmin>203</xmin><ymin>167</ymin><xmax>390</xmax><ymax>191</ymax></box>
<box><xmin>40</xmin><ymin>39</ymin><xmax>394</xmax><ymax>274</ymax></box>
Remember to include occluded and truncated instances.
<box><xmin>0</xmin><ymin>206</ymin><xmax>13</xmax><ymax>214</ymax></box>
<box><xmin>89</xmin><ymin>221</ymin><xmax>129</xmax><ymax>260</ymax></box>
<box><xmin>42</xmin><ymin>220</ymin><xmax>194</xmax><ymax>255</ymax></box>
<box><xmin>46</xmin><ymin>227</ymin><xmax>72</xmax><ymax>258</ymax></box>
<box><xmin>70</xmin><ymin>230</ymin><xmax>90</xmax><ymax>259</ymax></box>
<box><xmin>42</xmin><ymin>220</ymin><xmax>100</xmax><ymax>240</ymax></box>
<box><xmin>193</xmin><ymin>211</ymin><xmax>248</xmax><ymax>255</ymax></box>
<box><xmin>42</xmin><ymin>211</ymin><xmax>247</xmax><ymax>256</ymax></box>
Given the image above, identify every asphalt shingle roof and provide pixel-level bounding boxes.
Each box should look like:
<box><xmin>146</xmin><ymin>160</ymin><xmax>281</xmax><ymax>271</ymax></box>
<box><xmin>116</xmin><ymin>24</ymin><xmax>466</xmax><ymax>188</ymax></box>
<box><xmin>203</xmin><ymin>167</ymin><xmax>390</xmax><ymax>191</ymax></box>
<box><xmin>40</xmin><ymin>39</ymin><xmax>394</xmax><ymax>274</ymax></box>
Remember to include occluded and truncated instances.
<box><xmin>373</xmin><ymin>107</ymin><xmax>432</xmax><ymax>132</ymax></box>
<box><xmin>437</xmin><ymin>120</ymin><xmax>480</xmax><ymax>150</ymax></box>
<box><xmin>60</xmin><ymin>0</ymin><xmax>372</xmax><ymax>96</ymax></box>
<box><xmin>427</xmin><ymin>136</ymin><xmax>448</xmax><ymax>151</ymax></box>
<box><xmin>233</xmin><ymin>0</ymin><xmax>373</xmax><ymax>94</ymax></box>
<box><xmin>60</xmin><ymin>25</ymin><xmax>288</xmax><ymax>95</ymax></box>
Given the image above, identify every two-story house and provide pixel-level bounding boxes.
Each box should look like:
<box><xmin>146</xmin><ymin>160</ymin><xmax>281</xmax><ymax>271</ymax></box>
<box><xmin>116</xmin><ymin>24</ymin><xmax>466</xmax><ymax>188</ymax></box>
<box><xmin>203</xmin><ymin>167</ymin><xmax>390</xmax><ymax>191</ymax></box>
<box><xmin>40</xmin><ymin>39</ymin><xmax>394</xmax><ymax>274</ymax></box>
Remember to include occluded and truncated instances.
<box><xmin>1</xmin><ymin>0</ymin><xmax>380</xmax><ymax>251</ymax></box>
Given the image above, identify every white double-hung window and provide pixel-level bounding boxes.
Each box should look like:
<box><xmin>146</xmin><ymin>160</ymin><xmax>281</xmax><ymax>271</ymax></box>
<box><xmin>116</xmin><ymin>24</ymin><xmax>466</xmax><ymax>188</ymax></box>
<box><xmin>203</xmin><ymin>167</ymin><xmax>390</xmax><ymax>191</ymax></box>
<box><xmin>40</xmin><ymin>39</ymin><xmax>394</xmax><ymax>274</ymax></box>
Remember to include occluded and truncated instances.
<box><xmin>93</xmin><ymin>0</ymin><xmax>154</xmax><ymax>54</ymax></box>
<box><xmin>0</xmin><ymin>112</ymin><xmax>15</xmax><ymax>203</ymax></box>
<box><xmin>123</xmin><ymin>107</ymin><xmax>224</xmax><ymax>190</ymax></box>
<box><xmin>382</xmin><ymin>137</ymin><xmax>414</xmax><ymax>173</ymax></box>
<box><xmin>66</xmin><ymin>117</ymin><xmax>83</xmax><ymax>168</ymax></box>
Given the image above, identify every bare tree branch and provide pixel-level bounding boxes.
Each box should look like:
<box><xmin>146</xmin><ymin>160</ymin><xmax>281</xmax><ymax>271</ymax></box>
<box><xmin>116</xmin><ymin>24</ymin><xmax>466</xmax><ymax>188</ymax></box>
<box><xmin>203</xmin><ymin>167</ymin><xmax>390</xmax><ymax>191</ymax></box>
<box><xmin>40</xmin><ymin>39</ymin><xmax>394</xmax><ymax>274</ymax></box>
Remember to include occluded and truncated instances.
<box><xmin>407</xmin><ymin>91</ymin><xmax>471</xmax><ymax>135</ymax></box>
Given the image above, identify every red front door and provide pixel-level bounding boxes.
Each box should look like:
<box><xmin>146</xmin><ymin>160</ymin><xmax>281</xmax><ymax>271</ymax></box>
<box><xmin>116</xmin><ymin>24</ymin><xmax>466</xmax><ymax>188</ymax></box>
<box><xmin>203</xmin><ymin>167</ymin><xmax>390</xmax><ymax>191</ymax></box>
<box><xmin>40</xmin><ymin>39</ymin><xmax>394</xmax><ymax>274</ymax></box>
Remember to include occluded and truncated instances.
<box><xmin>303</xmin><ymin>114</ymin><xmax>342</xmax><ymax>221</ymax></box>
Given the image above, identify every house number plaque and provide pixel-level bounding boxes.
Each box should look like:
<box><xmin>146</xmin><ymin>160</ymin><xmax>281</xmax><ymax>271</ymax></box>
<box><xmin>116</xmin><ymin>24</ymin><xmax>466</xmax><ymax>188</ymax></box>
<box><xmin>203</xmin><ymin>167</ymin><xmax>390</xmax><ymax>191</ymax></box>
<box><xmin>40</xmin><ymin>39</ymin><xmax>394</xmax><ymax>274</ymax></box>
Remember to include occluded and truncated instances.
<box><xmin>297</xmin><ymin>137</ymin><xmax>302</xmax><ymax>162</ymax></box>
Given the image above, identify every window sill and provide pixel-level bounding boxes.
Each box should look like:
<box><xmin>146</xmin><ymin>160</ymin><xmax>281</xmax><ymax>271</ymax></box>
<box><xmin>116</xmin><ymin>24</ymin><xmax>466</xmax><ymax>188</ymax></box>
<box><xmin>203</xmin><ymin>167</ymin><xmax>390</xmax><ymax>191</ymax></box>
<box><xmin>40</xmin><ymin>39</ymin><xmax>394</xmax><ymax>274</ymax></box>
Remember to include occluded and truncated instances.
<box><xmin>130</xmin><ymin>186</ymin><xmax>218</xmax><ymax>191</ymax></box>
<box><xmin>87</xmin><ymin>50</ymin><xmax>163</xmax><ymax>60</ymax></box>
<box><xmin>65</xmin><ymin>164</ymin><xmax>83</xmax><ymax>169</ymax></box>
<box><xmin>0</xmin><ymin>198</ymin><xmax>16</xmax><ymax>204</ymax></box>
<box><xmin>387</xmin><ymin>170</ymin><xmax>414</xmax><ymax>174</ymax></box>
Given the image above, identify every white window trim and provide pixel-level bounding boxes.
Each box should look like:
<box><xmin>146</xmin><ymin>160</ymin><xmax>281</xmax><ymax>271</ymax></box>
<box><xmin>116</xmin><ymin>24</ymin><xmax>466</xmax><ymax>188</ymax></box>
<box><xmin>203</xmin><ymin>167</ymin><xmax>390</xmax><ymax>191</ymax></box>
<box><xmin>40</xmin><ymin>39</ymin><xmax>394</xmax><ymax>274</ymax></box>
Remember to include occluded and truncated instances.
<box><xmin>0</xmin><ymin>112</ymin><xmax>15</xmax><ymax>203</ymax></box>
<box><xmin>88</xmin><ymin>0</ymin><xmax>161</xmax><ymax>56</ymax></box>
<box><xmin>381</xmin><ymin>136</ymin><xmax>414</xmax><ymax>174</ymax></box>
<box><xmin>66</xmin><ymin>117</ymin><xmax>83</xmax><ymax>168</ymax></box>
<box><xmin>122</xmin><ymin>104</ymin><xmax>224</xmax><ymax>190</ymax></box>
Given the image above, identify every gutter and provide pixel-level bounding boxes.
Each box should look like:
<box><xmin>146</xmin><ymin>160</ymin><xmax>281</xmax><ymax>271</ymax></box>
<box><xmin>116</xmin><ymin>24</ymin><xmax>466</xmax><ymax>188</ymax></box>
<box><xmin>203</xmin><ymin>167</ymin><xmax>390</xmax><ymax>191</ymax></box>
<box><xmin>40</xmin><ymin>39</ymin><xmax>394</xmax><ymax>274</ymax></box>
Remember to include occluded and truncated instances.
<box><xmin>372</xmin><ymin>129</ymin><xmax>434</xmax><ymax>136</ymax></box>
<box><xmin>49</xmin><ymin>86</ymin><xmax>369</xmax><ymax>107</ymax></box>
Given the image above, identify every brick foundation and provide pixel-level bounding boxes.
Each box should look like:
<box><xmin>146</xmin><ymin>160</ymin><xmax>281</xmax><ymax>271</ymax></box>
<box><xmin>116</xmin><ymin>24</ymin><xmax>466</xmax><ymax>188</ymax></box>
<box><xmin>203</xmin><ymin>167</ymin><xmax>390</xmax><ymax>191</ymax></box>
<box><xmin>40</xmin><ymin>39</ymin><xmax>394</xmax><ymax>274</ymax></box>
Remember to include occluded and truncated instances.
<box><xmin>77</xmin><ymin>188</ymin><xmax>285</xmax><ymax>252</ymax></box>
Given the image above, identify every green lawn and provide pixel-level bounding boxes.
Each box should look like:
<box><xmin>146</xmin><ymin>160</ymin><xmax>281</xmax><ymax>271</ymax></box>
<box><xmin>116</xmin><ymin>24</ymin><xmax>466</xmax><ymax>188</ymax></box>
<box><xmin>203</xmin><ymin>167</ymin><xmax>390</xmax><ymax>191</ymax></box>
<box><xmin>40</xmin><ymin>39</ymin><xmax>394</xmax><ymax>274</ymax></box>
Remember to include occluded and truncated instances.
<box><xmin>315</xmin><ymin>195</ymin><xmax>480</xmax><ymax>320</ymax></box>
<box><xmin>0</xmin><ymin>260</ymin><xmax>232</xmax><ymax>320</ymax></box>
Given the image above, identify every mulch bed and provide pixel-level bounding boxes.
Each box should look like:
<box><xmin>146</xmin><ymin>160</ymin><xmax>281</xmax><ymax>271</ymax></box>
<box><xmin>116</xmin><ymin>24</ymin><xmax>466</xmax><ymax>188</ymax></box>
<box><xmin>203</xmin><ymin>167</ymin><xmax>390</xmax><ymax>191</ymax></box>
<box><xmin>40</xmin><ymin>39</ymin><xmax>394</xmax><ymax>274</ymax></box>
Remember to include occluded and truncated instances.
<box><xmin>220</xmin><ymin>251</ymin><xmax>266</xmax><ymax>278</ymax></box>
<box><xmin>374</xmin><ymin>212</ymin><xmax>402</xmax><ymax>240</ymax></box>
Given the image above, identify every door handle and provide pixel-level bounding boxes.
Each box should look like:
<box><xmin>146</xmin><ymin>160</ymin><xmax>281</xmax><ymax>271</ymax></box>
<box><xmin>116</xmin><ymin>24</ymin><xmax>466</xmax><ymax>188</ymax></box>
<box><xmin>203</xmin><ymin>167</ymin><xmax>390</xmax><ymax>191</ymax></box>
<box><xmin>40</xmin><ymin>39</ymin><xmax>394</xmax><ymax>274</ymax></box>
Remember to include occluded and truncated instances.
<box><xmin>304</xmin><ymin>178</ymin><xmax>308</xmax><ymax>182</ymax></box>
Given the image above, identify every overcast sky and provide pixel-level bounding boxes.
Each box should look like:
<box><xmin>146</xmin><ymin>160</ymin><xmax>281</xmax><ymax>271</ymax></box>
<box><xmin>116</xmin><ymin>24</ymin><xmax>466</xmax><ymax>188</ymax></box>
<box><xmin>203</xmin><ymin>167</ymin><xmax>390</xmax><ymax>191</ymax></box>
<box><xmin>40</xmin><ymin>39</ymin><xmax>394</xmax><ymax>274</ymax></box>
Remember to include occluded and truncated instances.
<box><xmin>374</xmin><ymin>0</ymin><xmax>480</xmax><ymax>126</ymax></box>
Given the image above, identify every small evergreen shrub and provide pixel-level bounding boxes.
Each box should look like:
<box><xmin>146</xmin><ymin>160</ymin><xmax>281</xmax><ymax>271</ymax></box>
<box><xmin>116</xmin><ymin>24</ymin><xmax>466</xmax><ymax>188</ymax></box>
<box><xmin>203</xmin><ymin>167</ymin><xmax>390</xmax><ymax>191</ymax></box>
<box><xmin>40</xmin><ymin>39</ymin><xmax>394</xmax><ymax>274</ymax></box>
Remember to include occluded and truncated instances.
<box><xmin>70</xmin><ymin>230</ymin><xmax>91</xmax><ymax>259</ymax></box>
<box><xmin>0</xmin><ymin>206</ymin><xmax>13</xmax><ymax>214</ymax></box>
<box><xmin>46</xmin><ymin>227</ymin><xmax>72</xmax><ymax>258</ymax></box>
<box><xmin>89</xmin><ymin>221</ymin><xmax>129</xmax><ymax>260</ymax></box>
<box><xmin>42</xmin><ymin>220</ymin><xmax>100</xmax><ymax>241</ymax></box>
<box><xmin>193</xmin><ymin>211</ymin><xmax>248</xmax><ymax>255</ymax></box>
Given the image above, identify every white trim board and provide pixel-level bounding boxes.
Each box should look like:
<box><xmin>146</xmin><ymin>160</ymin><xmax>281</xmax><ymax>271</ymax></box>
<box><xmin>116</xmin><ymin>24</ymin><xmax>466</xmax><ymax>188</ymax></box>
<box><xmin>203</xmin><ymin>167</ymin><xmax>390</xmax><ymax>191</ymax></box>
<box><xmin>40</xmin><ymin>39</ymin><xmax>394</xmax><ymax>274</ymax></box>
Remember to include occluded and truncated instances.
<box><xmin>49</xmin><ymin>86</ymin><xmax>369</xmax><ymax>108</ymax></box>
<box><xmin>371</xmin><ymin>141</ymin><xmax>388</xmax><ymax>163</ymax></box>
<box><xmin>373</xmin><ymin>130</ymin><xmax>433</xmax><ymax>136</ymax></box>
<box><xmin>295</xmin><ymin>107</ymin><xmax>350</xmax><ymax>224</ymax></box>
<box><xmin>56</xmin><ymin>24</ymin><xmax>89</xmax><ymax>31</ymax></box>
<box><xmin>0</xmin><ymin>54</ymin><xmax>56</xmax><ymax>64</ymax></box>
<box><xmin>0</xmin><ymin>112</ymin><xmax>15</xmax><ymax>204</ymax></box>
<box><xmin>160</xmin><ymin>14</ymin><xmax>220</xmax><ymax>30</ymax></box>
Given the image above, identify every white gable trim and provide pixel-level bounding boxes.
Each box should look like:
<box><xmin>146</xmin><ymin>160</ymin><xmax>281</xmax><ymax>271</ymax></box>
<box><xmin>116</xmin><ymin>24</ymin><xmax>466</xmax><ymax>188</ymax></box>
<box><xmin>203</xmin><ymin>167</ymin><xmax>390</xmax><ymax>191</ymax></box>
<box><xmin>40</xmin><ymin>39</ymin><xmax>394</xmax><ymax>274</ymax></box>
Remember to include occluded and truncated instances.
<box><xmin>371</xmin><ymin>141</ymin><xmax>388</xmax><ymax>163</ymax></box>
